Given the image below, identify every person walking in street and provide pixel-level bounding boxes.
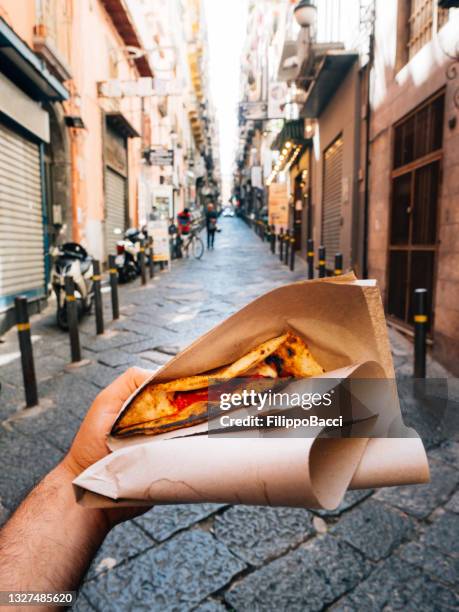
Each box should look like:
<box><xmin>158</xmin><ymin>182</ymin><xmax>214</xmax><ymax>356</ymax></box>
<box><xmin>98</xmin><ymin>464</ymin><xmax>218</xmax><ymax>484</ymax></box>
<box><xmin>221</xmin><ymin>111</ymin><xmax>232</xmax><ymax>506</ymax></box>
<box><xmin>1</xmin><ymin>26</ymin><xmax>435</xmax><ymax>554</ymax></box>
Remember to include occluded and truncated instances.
<box><xmin>206</xmin><ymin>202</ymin><xmax>218</xmax><ymax>249</ymax></box>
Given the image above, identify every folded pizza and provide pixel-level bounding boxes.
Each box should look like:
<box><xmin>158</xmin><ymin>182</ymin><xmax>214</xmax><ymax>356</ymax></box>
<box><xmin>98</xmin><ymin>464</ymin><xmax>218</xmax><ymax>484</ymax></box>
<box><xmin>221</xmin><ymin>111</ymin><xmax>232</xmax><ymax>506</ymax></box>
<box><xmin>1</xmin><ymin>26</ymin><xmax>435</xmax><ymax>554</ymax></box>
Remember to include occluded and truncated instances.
<box><xmin>111</xmin><ymin>332</ymin><xmax>324</xmax><ymax>437</ymax></box>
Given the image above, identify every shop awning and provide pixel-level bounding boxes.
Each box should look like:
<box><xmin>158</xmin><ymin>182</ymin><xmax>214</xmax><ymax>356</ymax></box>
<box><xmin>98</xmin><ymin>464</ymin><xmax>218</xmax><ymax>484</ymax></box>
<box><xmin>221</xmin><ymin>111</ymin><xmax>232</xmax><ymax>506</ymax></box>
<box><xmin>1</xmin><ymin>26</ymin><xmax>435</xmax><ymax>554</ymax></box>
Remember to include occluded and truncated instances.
<box><xmin>302</xmin><ymin>51</ymin><xmax>358</xmax><ymax>118</ymax></box>
<box><xmin>271</xmin><ymin>119</ymin><xmax>308</xmax><ymax>151</ymax></box>
<box><xmin>106</xmin><ymin>111</ymin><xmax>139</xmax><ymax>138</ymax></box>
<box><xmin>0</xmin><ymin>18</ymin><xmax>68</xmax><ymax>101</ymax></box>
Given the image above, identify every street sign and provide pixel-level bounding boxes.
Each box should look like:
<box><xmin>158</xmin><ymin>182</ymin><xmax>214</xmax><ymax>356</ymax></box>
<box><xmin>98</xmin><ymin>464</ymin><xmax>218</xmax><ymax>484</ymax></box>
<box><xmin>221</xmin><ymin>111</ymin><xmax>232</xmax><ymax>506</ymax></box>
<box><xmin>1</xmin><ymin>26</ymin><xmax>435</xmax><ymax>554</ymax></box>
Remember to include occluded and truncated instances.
<box><xmin>239</xmin><ymin>101</ymin><xmax>268</xmax><ymax>121</ymax></box>
<box><xmin>145</xmin><ymin>147</ymin><xmax>174</xmax><ymax>166</ymax></box>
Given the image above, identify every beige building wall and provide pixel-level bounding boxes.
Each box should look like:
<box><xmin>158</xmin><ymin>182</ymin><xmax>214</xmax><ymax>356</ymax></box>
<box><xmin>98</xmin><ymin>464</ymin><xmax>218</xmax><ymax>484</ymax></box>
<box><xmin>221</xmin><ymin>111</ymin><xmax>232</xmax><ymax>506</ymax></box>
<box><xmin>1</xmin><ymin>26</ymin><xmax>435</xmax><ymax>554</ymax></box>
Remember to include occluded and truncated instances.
<box><xmin>311</xmin><ymin>63</ymin><xmax>360</xmax><ymax>272</ymax></box>
<box><xmin>68</xmin><ymin>1</ymin><xmax>142</xmax><ymax>260</ymax></box>
<box><xmin>369</xmin><ymin>2</ymin><xmax>459</xmax><ymax>372</ymax></box>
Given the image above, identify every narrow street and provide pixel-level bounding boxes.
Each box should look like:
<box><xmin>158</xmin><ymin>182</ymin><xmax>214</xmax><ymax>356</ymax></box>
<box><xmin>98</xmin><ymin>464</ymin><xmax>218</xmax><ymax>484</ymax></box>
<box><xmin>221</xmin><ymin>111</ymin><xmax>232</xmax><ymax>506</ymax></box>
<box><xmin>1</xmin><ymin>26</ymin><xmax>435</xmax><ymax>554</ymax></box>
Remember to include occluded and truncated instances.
<box><xmin>0</xmin><ymin>218</ymin><xmax>457</xmax><ymax>611</ymax></box>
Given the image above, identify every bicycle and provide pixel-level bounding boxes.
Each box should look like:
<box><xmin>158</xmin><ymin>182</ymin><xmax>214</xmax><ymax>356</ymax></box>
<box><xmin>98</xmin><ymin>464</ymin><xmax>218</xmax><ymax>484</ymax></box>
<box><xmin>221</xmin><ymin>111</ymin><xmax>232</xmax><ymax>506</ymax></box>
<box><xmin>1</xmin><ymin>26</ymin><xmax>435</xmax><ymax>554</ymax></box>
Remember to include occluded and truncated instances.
<box><xmin>180</xmin><ymin>228</ymin><xmax>204</xmax><ymax>260</ymax></box>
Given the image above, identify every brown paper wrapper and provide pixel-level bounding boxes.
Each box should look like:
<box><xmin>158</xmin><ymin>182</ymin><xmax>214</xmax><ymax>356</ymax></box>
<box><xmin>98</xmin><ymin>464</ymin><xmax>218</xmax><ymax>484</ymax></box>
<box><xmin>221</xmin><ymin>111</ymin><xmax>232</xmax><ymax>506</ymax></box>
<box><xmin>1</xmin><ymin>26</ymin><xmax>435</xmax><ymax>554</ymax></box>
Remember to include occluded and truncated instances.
<box><xmin>73</xmin><ymin>274</ymin><xmax>429</xmax><ymax>509</ymax></box>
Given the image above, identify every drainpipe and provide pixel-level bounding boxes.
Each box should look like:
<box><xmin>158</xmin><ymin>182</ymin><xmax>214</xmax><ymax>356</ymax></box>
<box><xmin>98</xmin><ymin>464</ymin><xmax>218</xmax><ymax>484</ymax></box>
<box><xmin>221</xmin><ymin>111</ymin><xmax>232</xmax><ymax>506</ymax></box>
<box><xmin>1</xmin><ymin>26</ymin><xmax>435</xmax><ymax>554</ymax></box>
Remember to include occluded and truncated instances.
<box><xmin>362</xmin><ymin>27</ymin><xmax>374</xmax><ymax>280</ymax></box>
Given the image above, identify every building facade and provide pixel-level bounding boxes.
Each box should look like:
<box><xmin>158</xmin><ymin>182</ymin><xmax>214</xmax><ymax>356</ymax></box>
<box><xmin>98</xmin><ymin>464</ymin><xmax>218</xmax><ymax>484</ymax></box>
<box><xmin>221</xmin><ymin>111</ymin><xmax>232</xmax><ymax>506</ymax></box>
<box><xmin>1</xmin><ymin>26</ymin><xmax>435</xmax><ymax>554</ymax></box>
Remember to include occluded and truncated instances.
<box><xmin>0</xmin><ymin>0</ymin><xmax>220</xmax><ymax>333</ymax></box>
<box><xmin>235</xmin><ymin>0</ymin><xmax>458</xmax><ymax>371</ymax></box>
<box><xmin>368</xmin><ymin>1</ymin><xmax>459</xmax><ymax>372</ymax></box>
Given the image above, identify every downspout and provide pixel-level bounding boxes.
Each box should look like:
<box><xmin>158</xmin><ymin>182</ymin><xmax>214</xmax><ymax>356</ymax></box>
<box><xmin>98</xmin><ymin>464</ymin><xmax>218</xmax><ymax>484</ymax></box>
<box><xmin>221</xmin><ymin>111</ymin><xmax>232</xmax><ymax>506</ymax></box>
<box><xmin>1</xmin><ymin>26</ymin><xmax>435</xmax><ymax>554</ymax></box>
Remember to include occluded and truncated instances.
<box><xmin>362</xmin><ymin>27</ymin><xmax>375</xmax><ymax>279</ymax></box>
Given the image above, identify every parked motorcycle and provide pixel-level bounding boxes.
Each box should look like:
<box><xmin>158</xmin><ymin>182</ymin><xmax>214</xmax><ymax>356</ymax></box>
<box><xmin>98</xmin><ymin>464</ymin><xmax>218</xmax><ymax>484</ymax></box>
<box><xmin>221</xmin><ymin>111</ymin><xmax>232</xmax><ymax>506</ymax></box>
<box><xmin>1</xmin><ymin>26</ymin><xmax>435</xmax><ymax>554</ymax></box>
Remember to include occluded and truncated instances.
<box><xmin>114</xmin><ymin>228</ymin><xmax>149</xmax><ymax>283</ymax></box>
<box><xmin>51</xmin><ymin>242</ymin><xmax>94</xmax><ymax>330</ymax></box>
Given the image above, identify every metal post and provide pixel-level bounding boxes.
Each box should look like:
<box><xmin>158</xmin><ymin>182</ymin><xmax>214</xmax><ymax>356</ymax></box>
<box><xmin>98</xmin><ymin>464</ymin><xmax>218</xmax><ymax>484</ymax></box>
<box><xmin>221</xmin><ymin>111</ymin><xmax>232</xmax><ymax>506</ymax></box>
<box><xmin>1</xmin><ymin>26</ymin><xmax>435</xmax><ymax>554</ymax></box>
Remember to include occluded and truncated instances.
<box><xmin>14</xmin><ymin>297</ymin><xmax>38</xmax><ymax>408</ymax></box>
<box><xmin>271</xmin><ymin>225</ymin><xmax>275</xmax><ymax>254</ymax></box>
<box><xmin>289</xmin><ymin>235</ymin><xmax>295</xmax><ymax>271</ymax></box>
<box><xmin>279</xmin><ymin>228</ymin><xmax>284</xmax><ymax>261</ymax></box>
<box><xmin>283</xmin><ymin>230</ymin><xmax>290</xmax><ymax>265</ymax></box>
<box><xmin>307</xmin><ymin>239</ymin><xmax>314</xmax><ymax>280</ymax></box>
<box><xmin>414</xmin><ymin>288</ymin><xmax>427</xmax><ymax>379</ymax></box>
<box><xmin>92</xmin><ymin>260</ymin><xmax>104</xmax><ymax>335</ymax></box>
<box><xmin>65</xmin><ymin>276</ymin><xmax>81</xmax><ymax>363</ymax></box>
<box><xmin>108</xmin><ymin>255</ymin><xmax>119</xmax><ymax>320</ymax></box>
<box><xmin>334</xmin><ymin>253</ymin><xmax>343</xmax><ymax>276</ymax></box>
<box><xmin>318</xmin><ymin>246</ymin><xmax>326</xmax><ymax>278</ymax></box>
<box><xmin>139</xmin><ymin>240</ymin><xmax>147</xmax><ymax>285</ymax></box>
<box><xmin>148</xmin><ymin>237</ymin><xmax>155</xmax><ymax>279</ymax></box>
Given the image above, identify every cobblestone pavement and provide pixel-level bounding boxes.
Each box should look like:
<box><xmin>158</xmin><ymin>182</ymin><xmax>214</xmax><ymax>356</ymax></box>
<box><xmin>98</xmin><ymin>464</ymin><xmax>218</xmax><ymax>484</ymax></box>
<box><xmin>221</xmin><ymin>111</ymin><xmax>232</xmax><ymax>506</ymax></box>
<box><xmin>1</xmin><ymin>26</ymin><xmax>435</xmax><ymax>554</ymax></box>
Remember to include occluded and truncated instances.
<box><xmin>0</xmin><ymin>218</ymin><xmax>458</xmax><ymax>611</ymax></box>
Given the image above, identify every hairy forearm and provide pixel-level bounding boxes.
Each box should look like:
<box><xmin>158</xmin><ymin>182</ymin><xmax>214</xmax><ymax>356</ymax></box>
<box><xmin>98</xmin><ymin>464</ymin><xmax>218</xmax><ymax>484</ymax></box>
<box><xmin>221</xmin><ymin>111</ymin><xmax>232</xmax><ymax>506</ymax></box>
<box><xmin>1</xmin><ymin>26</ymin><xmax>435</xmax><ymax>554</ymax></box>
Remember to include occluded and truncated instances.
<box><xmin>0</xmin><ymin>462</ymin><xmax>109</xmax><ymax>596</ymax></box>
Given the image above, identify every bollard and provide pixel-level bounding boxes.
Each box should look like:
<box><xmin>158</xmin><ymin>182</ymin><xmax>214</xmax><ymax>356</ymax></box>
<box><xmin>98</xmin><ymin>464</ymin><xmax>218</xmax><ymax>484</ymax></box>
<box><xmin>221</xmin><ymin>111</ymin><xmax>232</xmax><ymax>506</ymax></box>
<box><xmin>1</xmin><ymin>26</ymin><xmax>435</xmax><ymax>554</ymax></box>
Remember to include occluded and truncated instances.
<box><xmin>15</xmin><ymin>296</ymin><xmax>38</xmax><ymax>407</ymax></box>
<box><xmin>148</xmin><ymin>237</ymin><xmax>155</xmax><ymax>279</ymax></box>
<box><xmin>270</xmin><ymin>225</ymin><xmax>276</xmax><ymax>254</ymax></box>
<box><xmin>108</xmin><ymin>255</ymin><xmax>120</xmax><ymax>320</ymax></box>
<box><xmin>139</xmin><ymin>240</ymin><xmax>147</xmax><ymax>286</ymax></box>
<box><xmin>318</xmin><ymin>246</ymin><xmax>326</xmax><ymax>278</ymax></box>
<box><xmin>92</xmin><ymin>260</ymin><xmax>104</xmax><ymax>335</ymax></box>
<box><xmin>307</xmin><ymin>239</ymin><xmax>314</xmax><ymax>280</ymax></box>
<box><xmin>289</xmin><ymin>235</ymin><xmax>295</xmax><ymax>271</ymax></box>
<box><xmin>65</xmin><ymin>276</ymin><xmax>82</xmax><ymax>363</ymax></box>
<box><xmin>283</xmin><ymin>230</ymin><xmax>290</xmax><ymax>265</ymax></box>
<box><xmin>279</xmin><ymin>228</ymin><xmax>284</xmax><ymax>261</ymax></box>
<box><xmin>414</xmin><ymin>288</ymin><xmax>427</xmax><ymax>379</ymax></box>
<box><xmin>334</xmin><ymin>253</ymin><xmax>343</xmax><ymax>276</ymax></box>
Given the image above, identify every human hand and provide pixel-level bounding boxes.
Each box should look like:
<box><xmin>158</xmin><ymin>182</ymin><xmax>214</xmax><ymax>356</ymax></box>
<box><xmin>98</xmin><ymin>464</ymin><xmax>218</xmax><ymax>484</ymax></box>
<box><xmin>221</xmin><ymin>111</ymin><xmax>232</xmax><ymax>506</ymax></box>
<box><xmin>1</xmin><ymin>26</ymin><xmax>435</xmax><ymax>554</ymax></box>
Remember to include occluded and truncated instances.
<box><xmin>62</xmin><ymin>367</ymin><xmax>153</xmax><ymax>526</ymax></box>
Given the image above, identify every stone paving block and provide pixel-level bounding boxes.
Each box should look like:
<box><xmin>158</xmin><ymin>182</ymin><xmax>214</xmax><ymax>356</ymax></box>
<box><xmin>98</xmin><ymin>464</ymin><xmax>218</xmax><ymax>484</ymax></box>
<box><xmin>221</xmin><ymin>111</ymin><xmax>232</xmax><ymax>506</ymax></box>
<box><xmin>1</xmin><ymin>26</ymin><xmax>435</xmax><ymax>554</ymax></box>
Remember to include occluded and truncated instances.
<box><xmin>81</xmin><ymin>331</ymin><xmax>140</xmax><ymax>353</ymax></box>
<box><xmin>136</xmin><ymin>350</ymin><xmax>172</xmax><ymax>365</ymax></box>
<box><xmin>213</xmin><ymin>505</ymin><xmax>314</xmax><ymax>567</ymax></box>
<box><xmin>48</xmin><ymin>373</ymin><xmax>100</xmax><ymax>419</ymax></box>
<box><xmin>332</xmin><ymin>499</ymin><xmax>416</xmax><ymax>561</ymax></box>
<box><xmin>194</xmin><ymin>599</ymin><xmax>228</xmax><ymax>612</ymax></box>
<box><xmin>0</xmin><ymin>381</ymin><xmax>23</xmax><ymax>419</ymax></box>
<box><xmin>333</xmin><ymin>555</ymin><xmax>458</xmax><ymax>612</ymax></box>
<box><xmin>313</xmin><ymin>489</ymin><xmax>374</xmax><ymax>517</ymax></box>
<box><xmin>0</xmin><ymin>501</ymin><xmax>10</xmax><ymax>528</ymax></box>
<box><xmin>96</xmin><ymin>349</ymin><xmax>138</xmax><ymax>368</ymax></box>
<box><xmin>429</xmin><ymin>441</ymin><xmax>459</xmax><ymax>470</ymax></box>
<box><xmin>71</xmin><ymin>593</ymin><xmax>96</xmax><ymax>611</ymax></box>
<box><xmin>398</xmin><ymin>539</ymin><xmax>459</xmax><ymax>586</ymax></box>
<box><xmin>81</xmin><ymin>530</ymin><xmax>245</xmax><ymax>611</ymax></box>
<box><xmin>10</xmin><ymin>403</ymin><xmax>82</xmax><ymax>454</ymax></box>
<box><xmin>423</xmin><ymin>512</ymin><xmax>459</xmax><ymax>557</ymax></box>
<box><xmin>86</xmin><ymin>520</ymin><xmax>155</xmax><ymax>580</ymax></box>
<box><xmin>224</xmin><ymin>534</ymin><xmax>371</xmax><ymax>612</ymax></box>
<box><xmin>135</xmin><ymin>504</ymin><xmax>225</xmax><ymax>542</ymax></box>
<box><xmin>374</xmin><ymin>459</ymin><xmax>459</xmax><ymax>518</ymax></box>
<box><xmin>0</xmin><ymin>429</ymin><xmax>63</xmax><ymax>510</ymax></box>
<box><xmin>445</xmin><ymin>490</ymin><xmax>459</xmax><ymax>513</ymax></box>
<box><xmin>73</xmin><ymin>362</ymin><xmax>126</xmax><ymax>390</ymax></box>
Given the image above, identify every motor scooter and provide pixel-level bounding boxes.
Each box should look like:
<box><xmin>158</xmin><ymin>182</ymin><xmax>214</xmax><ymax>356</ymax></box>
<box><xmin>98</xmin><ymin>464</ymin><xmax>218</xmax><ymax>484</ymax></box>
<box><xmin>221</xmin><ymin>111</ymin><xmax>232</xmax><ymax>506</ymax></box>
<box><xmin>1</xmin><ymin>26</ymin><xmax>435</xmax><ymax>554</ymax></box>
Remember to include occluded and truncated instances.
<box><xmin>114</xmin><ymin>228</ymin><xmax>148</xmax><ymax>282</ymax></box>
<box><xmin>51</xmin><ymin>242</ymin><xmax>94</xmax><ymax>330</ymax></box>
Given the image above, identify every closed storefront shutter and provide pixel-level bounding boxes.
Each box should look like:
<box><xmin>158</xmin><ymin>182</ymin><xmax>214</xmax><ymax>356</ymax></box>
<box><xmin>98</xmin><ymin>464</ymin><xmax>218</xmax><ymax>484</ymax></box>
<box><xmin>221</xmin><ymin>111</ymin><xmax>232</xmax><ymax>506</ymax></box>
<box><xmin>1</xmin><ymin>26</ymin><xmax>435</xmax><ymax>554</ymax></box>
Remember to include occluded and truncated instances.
<box><xmin>0</xmin><ymin>122</ymin><xmax>45</xmax><ymax>310</ymax></box>
<box><xmin>105</xmin><ymin>167</ymin><xmax>127</xmax><ymax>257</ymax></box>
<box><xmin>322</xmin><ymin>136</ymin><xmax>343</xmax><ymax>269</ymax></box>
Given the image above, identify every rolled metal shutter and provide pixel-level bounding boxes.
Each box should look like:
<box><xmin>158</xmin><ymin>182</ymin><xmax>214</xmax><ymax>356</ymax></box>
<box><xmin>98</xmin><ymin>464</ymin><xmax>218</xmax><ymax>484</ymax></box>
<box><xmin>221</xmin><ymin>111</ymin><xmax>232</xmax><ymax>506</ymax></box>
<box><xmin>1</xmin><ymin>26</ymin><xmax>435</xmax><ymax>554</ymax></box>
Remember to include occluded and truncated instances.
<box><xmin>0</xmin><ymin>123</ymin><xmax>45</xmax><ymax>310</ymax></box>
<box><xmin>322</xmin><ymin>136</ymin><xmax>343</xmax><ymax>269</ymax></box>
<box><xmin>105</xmin><ymin>167</ymin><xmax>127</xmax><ymax>257</ymax></box>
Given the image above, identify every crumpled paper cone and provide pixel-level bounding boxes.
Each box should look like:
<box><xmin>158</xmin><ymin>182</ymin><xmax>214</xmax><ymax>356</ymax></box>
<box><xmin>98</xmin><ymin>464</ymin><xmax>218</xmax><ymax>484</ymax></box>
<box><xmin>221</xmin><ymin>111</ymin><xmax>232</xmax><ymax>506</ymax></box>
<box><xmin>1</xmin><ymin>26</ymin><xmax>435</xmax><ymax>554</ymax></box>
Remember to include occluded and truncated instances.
<box><xmin>73</xmin><ymin>274</ymin><xmax>429</xmax><ymax>509</ymax></box>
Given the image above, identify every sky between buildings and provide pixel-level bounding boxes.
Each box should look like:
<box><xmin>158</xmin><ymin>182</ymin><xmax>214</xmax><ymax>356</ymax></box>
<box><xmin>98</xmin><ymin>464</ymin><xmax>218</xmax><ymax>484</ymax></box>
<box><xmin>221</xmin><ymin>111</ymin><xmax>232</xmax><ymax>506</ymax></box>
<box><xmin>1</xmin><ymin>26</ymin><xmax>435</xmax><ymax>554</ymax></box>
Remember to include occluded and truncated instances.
<box><xmin>203</xmin><ymin>0</ymin><xmax>248</xmax><ymax>201</ymax></box>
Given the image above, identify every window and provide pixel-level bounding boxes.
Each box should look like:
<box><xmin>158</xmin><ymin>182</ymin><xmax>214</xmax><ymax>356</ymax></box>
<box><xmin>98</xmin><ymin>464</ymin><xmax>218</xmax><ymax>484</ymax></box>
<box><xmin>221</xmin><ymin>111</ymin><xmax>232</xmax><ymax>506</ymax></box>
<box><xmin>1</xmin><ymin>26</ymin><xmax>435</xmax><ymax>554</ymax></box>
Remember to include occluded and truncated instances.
<box><xmin>387</xmin><ymin>92</ymin><xmax>444</xmax><ymax>330</ymax></box>
<box><xmin>407</xmin><ymin>0</ymin><xmax>450</xmax><ymax>60</ymax></box>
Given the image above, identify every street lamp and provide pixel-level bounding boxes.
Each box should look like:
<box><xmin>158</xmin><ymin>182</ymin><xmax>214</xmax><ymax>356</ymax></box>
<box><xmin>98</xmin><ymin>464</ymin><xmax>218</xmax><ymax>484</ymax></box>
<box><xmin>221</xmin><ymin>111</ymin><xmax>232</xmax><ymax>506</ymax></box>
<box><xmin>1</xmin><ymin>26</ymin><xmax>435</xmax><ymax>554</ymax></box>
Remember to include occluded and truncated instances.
<box><xmin>293</xmin><ymin>0</ymin><xmax>317</xmax><ymax>29</ymax></box>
